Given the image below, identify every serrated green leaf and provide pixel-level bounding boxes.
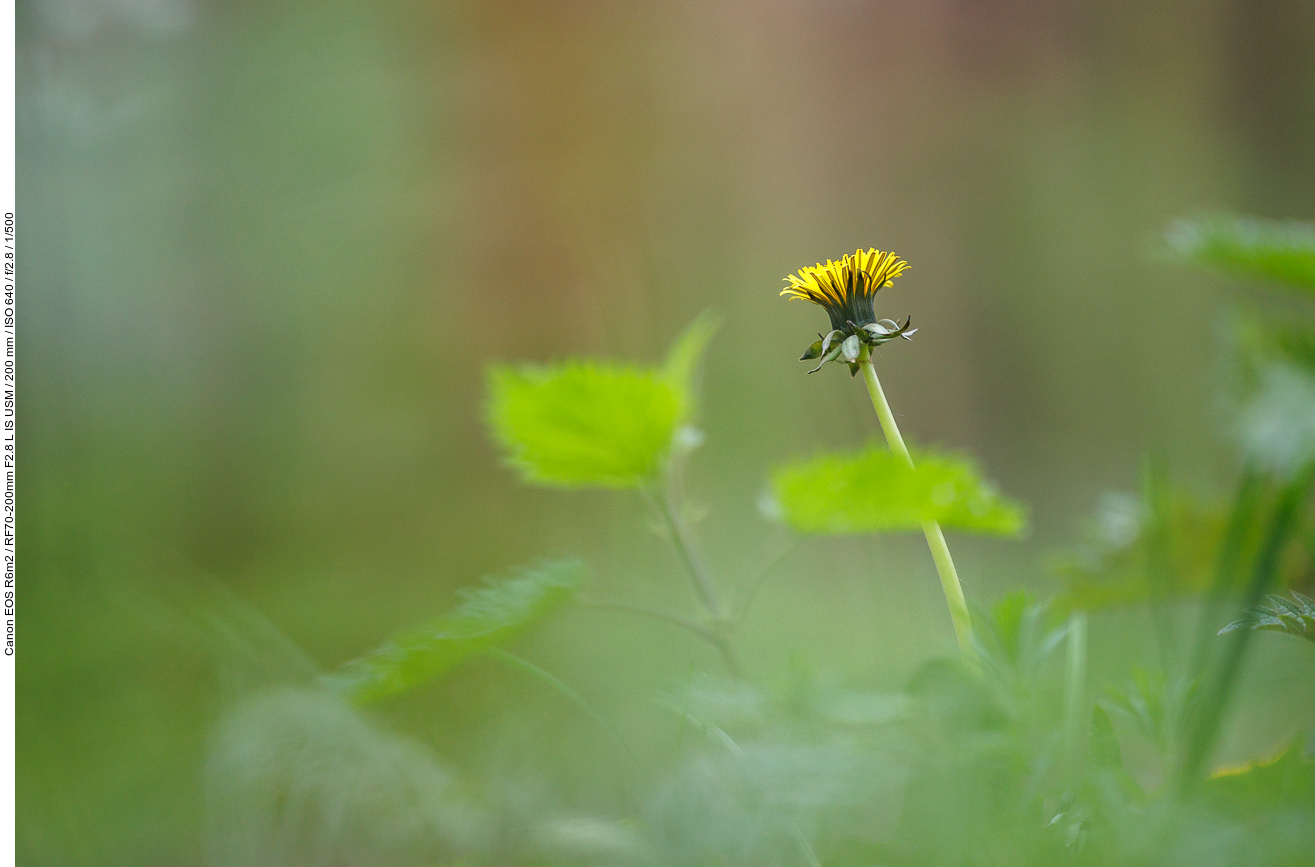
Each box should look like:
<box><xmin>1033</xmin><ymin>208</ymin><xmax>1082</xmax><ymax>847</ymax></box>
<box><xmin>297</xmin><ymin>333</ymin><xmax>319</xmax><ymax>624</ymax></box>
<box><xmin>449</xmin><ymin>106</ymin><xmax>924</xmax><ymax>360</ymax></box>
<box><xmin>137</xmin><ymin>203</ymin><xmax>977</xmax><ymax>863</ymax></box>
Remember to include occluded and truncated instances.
<box><xmin>487</xmin><ymin>361</ymin><xmax>680</xmax><ymax>489</ymax></box>
<box><xmin>1292</xmin><ymin>590</ymin><xmax>1315</xmax><ymax>617</ymax></box>
<box><xmin>1218</xmin><ymin>590</ymin><xmax>1315</xmax><ymax>645</ymax></box>
<box><xmin>322</xmin><ymin>561</ymin><xmax>584</xmax><ymax>704</ymax></box>
<box><xmin>1166</xmin><ymin>214</ymin><xmax>1315</xmax><ymax>291</ymax></box>
<box><xmin>487</xmin><ymin>315</ymin><xmax>718</xmax><ymax>489</ymax></box>
<box><xmin>768</xmin><ymin>442</ymin><xmax>1027</xmax><ymax>536</ymax></box>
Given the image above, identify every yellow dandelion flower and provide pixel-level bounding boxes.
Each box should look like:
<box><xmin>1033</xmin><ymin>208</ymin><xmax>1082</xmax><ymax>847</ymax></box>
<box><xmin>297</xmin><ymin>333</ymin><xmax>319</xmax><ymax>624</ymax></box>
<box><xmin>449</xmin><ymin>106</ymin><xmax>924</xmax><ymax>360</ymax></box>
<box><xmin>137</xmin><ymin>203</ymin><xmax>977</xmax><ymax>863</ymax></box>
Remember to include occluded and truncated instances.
<box><xmin>782</xmin><ymin>248</ymin><xmax>916</xmax><ymax>374</ymax></box>
<box><xmin>782</xmin><ymin>248</ymin><xmax>910</xmax><ymax>331</ymax></box>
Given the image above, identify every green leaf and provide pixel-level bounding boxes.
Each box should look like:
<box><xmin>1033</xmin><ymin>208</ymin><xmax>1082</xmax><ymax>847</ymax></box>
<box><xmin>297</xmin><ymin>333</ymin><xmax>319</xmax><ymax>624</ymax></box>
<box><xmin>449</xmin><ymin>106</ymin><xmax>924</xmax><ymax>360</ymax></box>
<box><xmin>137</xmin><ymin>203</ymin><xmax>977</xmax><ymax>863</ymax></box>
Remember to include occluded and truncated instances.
<box><xmin>1088</xmin><ymin>705</ymin><xmax>1123</xmax><ymax>771</ymax></box>
<box><xmin>970</xmin><ymin>592</ymin><xmax>1068</xmax><ymax>698</ymax></box>
<box><xmin>1219</xmin><ymin>590</ymin><xmax>1315</xmax><ymax>645</ymax></box>
<box><xmin>487</xmin><ymin>314</ymin><xmax>718</xmax><ymax>489</ymax></box>
<box><xmin>1100</xmin><ymin>668</ymin><xmax>1199</xmax><ymax>758</ymax></box>
<box><xmin>322</xmin><ymin>561</ymin><xmax>584</xmax><ymax>704</ymax></box>
<box><xmin>488</xmin><ymin>361</ymin><xmax>680</xmax><ymax>489</ymax></box>
<box><xmin>663</xmin><ymin>311</ymin><xmax>721</xmax><ymax>423</ymax></box>
<box><xmin>1166</xmin><ymin>214</ymin><xmax>1315</xmax><ymax>291</ymax></box>
<box><xmin>768</xmin><ymin>442</ymin><xmax>1027</xmax><ymax>536</ymax></box>
<box><xmin>1205</xmin><ymin>737</ymin><xmax>1315</xmax><ymax>811</ymax></box>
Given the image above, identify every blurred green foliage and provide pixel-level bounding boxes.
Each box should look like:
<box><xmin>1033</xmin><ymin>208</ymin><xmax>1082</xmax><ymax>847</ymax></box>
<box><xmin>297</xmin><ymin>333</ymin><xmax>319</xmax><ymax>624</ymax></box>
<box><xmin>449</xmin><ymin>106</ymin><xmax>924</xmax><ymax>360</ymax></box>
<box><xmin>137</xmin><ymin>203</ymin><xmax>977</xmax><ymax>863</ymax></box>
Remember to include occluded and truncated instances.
<box><xmin>321</xmin><ymin>560</ymin><xmax>583</xmax><ymax>704</ymax></box>
<box><xmin>770</xmin><ymin>442</ymin><xmax>1027</xmax><ymax>536</ymax></box>
<box><xmin>1167</xmin><ymin>214</ymin><xmax>1315</xmax><ymax>292</ymax></box>
<box><xmin>20</xmin><ymin>1</ymin><xmax>1315</xmax><ymax>865</ymax></box>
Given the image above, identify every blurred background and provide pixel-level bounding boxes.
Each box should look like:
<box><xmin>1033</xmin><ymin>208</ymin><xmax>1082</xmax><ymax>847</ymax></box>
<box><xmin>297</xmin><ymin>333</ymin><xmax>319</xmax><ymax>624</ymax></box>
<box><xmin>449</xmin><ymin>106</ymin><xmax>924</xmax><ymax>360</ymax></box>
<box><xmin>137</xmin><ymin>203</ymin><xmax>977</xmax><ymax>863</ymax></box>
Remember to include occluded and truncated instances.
<box><xmin>18</xmin><ymin>0</ymin><xmax>1315</xmax><ymax>863</ymax></box>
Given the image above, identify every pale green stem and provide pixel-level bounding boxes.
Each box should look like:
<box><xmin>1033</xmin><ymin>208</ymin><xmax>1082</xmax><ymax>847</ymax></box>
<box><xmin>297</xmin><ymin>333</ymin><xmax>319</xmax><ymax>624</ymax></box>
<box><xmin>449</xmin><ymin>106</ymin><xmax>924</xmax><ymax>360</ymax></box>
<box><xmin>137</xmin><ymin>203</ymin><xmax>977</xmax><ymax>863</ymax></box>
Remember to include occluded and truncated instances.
<box><xmin>859</xmin><ymin>349</ymin><xmax>979</xmax><ymax>668</ymax></box>
<box><xmin>1063</xmin><ymin>612</ymin><xmax>1089</xmax><ymax>772</ymax></box>
<box><xmin>640</xmin><ymin>485</ymin><xmax>743</xmax><ymax>678</ymax></box>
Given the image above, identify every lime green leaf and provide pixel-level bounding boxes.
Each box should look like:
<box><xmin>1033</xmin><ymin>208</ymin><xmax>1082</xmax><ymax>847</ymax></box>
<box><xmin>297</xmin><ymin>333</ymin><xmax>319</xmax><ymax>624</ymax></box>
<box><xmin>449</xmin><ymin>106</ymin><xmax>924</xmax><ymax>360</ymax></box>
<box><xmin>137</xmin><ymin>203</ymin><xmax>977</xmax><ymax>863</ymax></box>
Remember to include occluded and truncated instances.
<box><xmin>488</xmin><ymin>361</ymin><xmax>680</xmax><ymax>489</ymax></box>
<box><xmin>322</xmin><ymin>561</ymin><xmax>584</xmax><ymax>704</ymax></box>
<box><xmin>1167</xmin><ymin>214</ymin><xmax>1315</xmax><ymax>291</ymax></box>
<box><xmin>663</xmin><ymin>311</ymin><xmax>721</xmax><ymax>422</ymax></box>
<box><xmin>768</xmin><ymin>442</ymin><xmax>1026</xmax><ymax>536</ymax></box>
<box><xmin>488</xmin><ymin>315</ymin><xmax>717</xmax><ymax>488</ymax></box>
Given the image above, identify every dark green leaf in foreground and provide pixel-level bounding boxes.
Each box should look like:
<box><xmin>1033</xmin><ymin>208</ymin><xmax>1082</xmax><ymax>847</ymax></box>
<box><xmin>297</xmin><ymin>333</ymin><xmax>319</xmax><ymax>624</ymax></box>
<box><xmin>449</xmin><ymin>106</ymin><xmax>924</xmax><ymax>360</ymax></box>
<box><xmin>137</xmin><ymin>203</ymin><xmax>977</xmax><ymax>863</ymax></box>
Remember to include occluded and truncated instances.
<box><xmin>1166</xmin><ymin>214</ymin><xmax>1315</xmax><ymax>291</ymax></box>
<box><xmin>322</xmin><ymin>561</ymin><xmax>584</xmax><ymax>704</ymax></box>
<box><xmin>1219</xmin><ymin>590</ymin><xmax>1315</xmax><ymax>645</ymax></box>
<box><xmin>768</xmin><ymin>442</ymin><xmax>1026</xmax><ymax>535</ymax></box>
<box><xmin>488</xmin><ymin>361</ymin><xmax>681</xmax><ymax>488</ymax></box>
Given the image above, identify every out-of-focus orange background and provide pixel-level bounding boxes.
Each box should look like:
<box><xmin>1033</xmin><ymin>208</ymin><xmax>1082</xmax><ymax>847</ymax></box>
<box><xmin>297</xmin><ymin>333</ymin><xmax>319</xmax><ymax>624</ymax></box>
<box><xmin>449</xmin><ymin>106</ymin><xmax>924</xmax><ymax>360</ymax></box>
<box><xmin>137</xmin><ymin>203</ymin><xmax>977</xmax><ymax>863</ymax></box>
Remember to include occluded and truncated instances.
<box><xmin>20</xmin><ymin>1</ymin><xmax>1315</xmax><ymax>862</ymax></box>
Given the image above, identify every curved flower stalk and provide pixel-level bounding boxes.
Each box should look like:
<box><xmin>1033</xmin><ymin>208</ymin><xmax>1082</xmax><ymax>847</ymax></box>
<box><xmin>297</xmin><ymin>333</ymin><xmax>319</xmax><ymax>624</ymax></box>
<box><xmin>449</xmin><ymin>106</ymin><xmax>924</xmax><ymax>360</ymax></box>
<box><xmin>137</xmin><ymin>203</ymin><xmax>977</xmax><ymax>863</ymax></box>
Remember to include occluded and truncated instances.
<box><xmin>781</xmin><ymin>249</ymin><xmax>977</xmax><ymax>666</ymax></box>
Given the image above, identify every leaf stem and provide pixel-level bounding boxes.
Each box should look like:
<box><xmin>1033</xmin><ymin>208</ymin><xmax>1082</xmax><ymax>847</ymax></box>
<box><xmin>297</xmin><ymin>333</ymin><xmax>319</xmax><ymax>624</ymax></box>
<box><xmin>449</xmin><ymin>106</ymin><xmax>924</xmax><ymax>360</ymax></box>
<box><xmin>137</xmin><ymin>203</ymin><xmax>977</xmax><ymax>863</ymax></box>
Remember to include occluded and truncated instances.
<box><xmin>580</xmin><ymin>599</ymin><xmax>725</xmax><ymax>647</ymax></box>
<box><xmin>486</xmin><ymin>648</ymin><xmax>639</xmax><ymax>769</ymax></box>
<box><xmin>859</xmin><ymin>349</ymin><xmax>979</xmax><ymax>668</ymax></box>
<box><xmin>641</xmin><ymin>484</ymin><xmax>742</xmax><ymax>677</ymax></box>
<box><xmin>651</xmin><ymin>488</ymin><xmax>724</xmax><ymax>619</ymax></box>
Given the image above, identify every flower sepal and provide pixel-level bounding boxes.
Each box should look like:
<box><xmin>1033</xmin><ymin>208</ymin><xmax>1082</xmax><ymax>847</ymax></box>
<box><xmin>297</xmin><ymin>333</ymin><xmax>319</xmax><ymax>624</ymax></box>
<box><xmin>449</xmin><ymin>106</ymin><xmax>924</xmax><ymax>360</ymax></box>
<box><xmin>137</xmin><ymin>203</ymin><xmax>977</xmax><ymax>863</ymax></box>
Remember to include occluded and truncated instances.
<box><xmin>799</xmin><ymin>317</ymin><xmax>917</xmax><ymax>374</ymax></box>
<box><xmin>862</xmin><ymin>316</ymin><xmax>918</xmax><ymax>345</ymax></box>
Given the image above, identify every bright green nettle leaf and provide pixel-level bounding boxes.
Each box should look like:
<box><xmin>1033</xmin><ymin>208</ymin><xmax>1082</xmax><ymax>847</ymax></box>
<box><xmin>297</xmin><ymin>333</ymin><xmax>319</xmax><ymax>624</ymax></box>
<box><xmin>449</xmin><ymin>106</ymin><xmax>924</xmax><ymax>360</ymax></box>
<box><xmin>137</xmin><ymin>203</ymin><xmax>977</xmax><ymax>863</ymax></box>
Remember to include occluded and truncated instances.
<box><xmin>322</xmin><ymin>561</ymin><xmax>584</xmax><ymax>704</ymax></box>
<box><xmin>488</xmin><ymin>362</ymin><xmax>681</xmax><ymax>488</ymax></box>
<box><xmin>488</xmin><ymin>314</ymin><xmax>719</xmax><ymax>489</ymax></box>
<box><xmin>1167</xmin><ymin>214</ymin><xmax>1315</xmax><ymax>291</ymax></box>
<box><xmin>768</xmin><ymin>442</ymin><xmax>1026</xmax><ymax>536</ymax></box>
